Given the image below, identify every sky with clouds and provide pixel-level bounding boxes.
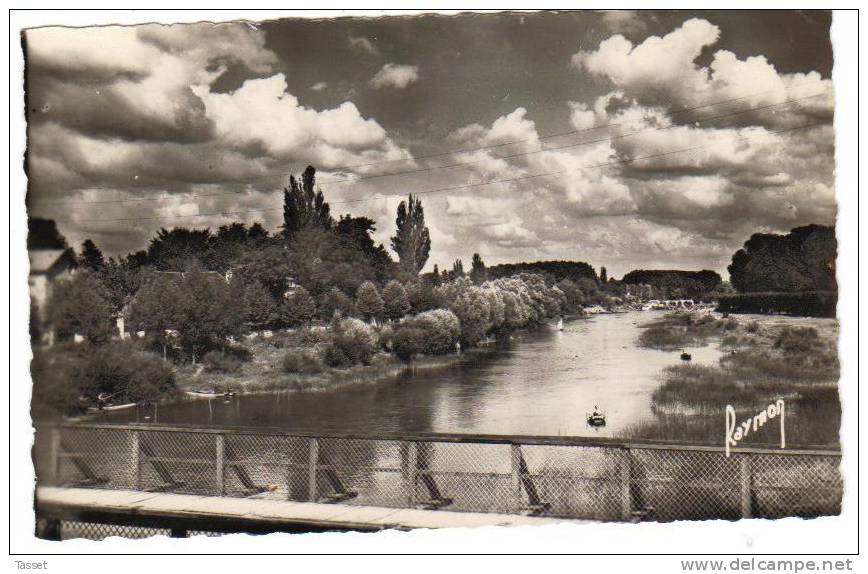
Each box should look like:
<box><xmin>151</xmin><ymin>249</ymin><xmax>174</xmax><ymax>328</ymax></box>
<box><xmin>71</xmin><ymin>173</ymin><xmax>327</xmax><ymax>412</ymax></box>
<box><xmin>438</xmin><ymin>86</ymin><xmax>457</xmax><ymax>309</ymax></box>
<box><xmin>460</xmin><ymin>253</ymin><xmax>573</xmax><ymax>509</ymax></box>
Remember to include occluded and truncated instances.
<box><xmin>24</xmin><ymin>10</ymin><xmax>835</xmax><ymax>278</ymax></box>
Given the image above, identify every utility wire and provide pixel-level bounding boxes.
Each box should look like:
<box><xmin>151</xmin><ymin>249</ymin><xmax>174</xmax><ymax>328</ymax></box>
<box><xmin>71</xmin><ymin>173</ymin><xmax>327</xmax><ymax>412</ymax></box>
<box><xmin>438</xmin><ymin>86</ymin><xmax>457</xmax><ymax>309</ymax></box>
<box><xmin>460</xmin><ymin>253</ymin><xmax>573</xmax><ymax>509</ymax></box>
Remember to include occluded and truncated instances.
<box><xmin>48</xmin><ymin>89</ymin><xmax>828</xmax><ymax>207</ymax></box>
<box><xmin>66</xmin><ymin>121</ymin><xmax>824</xmax><ymax>225</ymax></box>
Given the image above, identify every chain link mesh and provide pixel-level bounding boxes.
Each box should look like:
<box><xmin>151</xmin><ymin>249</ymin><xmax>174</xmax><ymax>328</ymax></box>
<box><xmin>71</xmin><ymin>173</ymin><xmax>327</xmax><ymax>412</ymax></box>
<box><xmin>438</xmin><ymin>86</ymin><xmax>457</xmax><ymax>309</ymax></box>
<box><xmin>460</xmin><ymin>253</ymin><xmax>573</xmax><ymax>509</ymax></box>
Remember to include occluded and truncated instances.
<box><xmin>35</xmin><ymin>425</ymin><xmax>843</xmax><ymax>528</ymax></box>
<box><xmin>59</xmin><ymin>520</ymin><xmax>172</xmax><ymax>540</ymax></box>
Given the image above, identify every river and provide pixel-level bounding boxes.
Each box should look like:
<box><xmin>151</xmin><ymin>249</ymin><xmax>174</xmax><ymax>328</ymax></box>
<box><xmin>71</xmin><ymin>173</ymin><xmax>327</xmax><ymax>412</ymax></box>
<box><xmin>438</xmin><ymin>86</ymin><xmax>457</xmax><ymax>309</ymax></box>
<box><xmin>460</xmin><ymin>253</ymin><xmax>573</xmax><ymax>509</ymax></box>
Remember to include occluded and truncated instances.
<box><xmin>104</xmin><ymin>310</ymin><xmax>727</xmax><ymax>437</ymax></box>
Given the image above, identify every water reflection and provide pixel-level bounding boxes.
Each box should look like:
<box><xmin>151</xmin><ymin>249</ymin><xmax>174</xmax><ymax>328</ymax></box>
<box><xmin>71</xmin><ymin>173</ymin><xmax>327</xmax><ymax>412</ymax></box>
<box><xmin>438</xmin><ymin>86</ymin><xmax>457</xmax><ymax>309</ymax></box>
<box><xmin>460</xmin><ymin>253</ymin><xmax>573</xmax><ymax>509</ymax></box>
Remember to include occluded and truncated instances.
<box><xmin>106</xmin><ymin>311</ymin><xmax>725</xmax><ymax>437</ymax></box>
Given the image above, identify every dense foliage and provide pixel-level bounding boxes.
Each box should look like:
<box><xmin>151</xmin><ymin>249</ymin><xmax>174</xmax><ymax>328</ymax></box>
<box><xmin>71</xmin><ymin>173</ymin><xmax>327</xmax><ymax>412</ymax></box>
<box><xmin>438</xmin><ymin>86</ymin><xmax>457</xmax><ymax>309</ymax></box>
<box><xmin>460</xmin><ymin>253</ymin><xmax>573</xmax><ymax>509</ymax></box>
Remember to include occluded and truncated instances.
<box><xmin>621</xmin><ymin>269</ymin><xmax>722</xmax><ymax>297</ymax></box>
<box><xmin>716</xmin><ymin>291</ymin><xmax>837</xmax><ymax>318</ymax></box>
<box><xmin>727</xmin><ymin>224</ymin><xmax>837</xmax><ymax>293</ymax></box>
<box><xmin>486</xmin><ymin>260</ymin><xmax>597</xmax><ymax>284</ymax></box>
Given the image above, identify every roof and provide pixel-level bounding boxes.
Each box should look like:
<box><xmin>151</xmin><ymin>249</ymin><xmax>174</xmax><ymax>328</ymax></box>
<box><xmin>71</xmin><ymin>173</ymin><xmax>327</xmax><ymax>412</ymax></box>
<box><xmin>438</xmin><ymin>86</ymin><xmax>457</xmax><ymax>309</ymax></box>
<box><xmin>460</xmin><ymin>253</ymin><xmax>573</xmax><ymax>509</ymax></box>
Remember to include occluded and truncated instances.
<box><xmin>29</xmin><ymin>249</ymin><xmax>74</xmax><ymax>274</ymax></box>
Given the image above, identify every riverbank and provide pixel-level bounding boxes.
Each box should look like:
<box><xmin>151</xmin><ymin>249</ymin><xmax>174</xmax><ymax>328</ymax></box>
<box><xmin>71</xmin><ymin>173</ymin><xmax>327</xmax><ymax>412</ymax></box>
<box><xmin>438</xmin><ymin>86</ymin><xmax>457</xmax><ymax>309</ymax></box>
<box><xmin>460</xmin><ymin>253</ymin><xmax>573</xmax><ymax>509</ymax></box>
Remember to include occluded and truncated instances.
<box><xmin>624</xmin><ymin>312</ymin><xmax>840</xmax><ymax>446</ymax></box>
<box><xmin>174</xmin><ymin>337</ymin><xmax>493</xmax><ymax>397</ymax></box>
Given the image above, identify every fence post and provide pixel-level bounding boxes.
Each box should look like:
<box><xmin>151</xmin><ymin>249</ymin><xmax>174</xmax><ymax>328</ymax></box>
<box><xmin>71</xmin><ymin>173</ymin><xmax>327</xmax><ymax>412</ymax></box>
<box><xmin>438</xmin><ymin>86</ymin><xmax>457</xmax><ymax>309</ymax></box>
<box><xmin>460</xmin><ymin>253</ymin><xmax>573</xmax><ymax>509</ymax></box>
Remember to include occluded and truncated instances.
<box><xmin>620</xmin><ymin>448</ymin><xmax>633</xmax><ymax>521</ymax></box>
<box><xmin>739</xmin><ymin>455</ymin><xmax>752</xmax><ymax>519</ymax></box>
<box><xmin>510</xmin><ymin>444</ymin><xmax>523</xmax><ymax>506</ymax></box>
<box><xmin>215</xmin><ymin>434</ymin><xmax>225</xmax><ymax>496</ymax></box>
<box><xmin>129</xmin><ymin>430</ymin><xmax>140</xmax><ymax>490</ymax></box>
<box><xmin>308</xmin><ymin>438</ymin><xmax>319</xmax><ymax>502</ymax></box>
<box><xmin>49</xmin><ymin>427</ymin><xmax>61</xmax><ymax>485</ymax></box>
<box><xmin>404</xmin><ymin>441</ymin><xmax>418</xmax><ymax>507</ymax></box>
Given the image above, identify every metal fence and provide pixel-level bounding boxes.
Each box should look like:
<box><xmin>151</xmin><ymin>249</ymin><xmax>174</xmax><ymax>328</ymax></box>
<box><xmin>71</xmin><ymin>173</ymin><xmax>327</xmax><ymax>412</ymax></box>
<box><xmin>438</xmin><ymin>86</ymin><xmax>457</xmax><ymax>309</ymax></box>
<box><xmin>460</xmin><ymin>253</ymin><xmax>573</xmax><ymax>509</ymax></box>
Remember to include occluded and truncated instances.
<box><xmin>34</xmin><ymin>423</ymin><xmax>842</xmax><ymax>530</ymax></box>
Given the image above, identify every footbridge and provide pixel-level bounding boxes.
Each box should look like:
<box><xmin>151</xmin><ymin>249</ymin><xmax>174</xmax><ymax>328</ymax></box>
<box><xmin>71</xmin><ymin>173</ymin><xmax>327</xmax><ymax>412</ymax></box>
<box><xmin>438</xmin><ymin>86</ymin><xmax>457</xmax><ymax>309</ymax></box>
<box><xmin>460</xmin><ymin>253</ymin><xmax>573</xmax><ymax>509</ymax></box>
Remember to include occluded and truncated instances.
<box><xmin>33</xmin><ymin>423</ymin><xmax>842</xmax><ymax>540</ymax></box>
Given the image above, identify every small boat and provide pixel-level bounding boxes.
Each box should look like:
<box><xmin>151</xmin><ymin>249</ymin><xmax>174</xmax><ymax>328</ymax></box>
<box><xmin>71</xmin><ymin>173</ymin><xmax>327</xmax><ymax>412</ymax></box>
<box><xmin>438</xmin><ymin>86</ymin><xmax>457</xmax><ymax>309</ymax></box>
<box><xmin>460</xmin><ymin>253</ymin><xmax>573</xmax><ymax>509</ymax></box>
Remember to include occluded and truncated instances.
<box><xmin>587</xmin><ymin>406</ymin><xmax>606</xmax><ymax>427</ymax></box>
<box><xmin>86</xmin><ymin>402</ymin><xmax>137</xmax><ymax>413</ymax></box>
<box><xmin>680</xmin><ymin>352</ymin><xmax>692</xmax><ymax>361</ymax></box>
<box><xmin>186</xmin><ymin>388</ymin><xmax>236</xmax><ymax>399</ymax></box>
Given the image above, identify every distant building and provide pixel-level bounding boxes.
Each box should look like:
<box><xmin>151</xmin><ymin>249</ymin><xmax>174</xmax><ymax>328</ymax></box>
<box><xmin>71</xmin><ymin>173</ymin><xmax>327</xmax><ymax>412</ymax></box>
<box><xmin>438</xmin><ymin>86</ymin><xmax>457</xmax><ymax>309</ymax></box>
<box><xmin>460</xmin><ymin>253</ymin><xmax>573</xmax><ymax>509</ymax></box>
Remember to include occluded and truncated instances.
<box><xmin>28</xmin><ymin>248</ymin><xmax>78</xmax><ymax>314</ymax></box>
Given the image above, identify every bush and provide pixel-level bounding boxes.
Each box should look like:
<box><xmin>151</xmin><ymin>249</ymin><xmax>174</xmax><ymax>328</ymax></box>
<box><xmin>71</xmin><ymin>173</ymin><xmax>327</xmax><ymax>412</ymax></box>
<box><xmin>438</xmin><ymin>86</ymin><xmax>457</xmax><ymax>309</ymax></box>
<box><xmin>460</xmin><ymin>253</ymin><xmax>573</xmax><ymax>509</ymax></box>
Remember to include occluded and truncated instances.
<box><xmin>282</xmin><ymin>349</ymin><xmax>324</xmax><ymax>374</ymax></box>
<box><xmin>390</xmin><ymin>325</ymin><xmax>428</xmax><ymax>360</ymax></box>
<box><xmin>74</xmin><ymin>342</ymin><xmax>176</xmax><ymax>404</ymax></box>
<box><xmin>774</xmin><ymin>326</ymin><xmax>821</xmax><ymax>354</ymax></box>
<box><xmin>202</xmin><ymin>350</ymin><xmax>243</xmax><ymax>374</ymax></box>
<box><xmin>323</xmin><ymin>318</ymin><xmax>378</xmax><ymax>367</ymax></box>
<box><xmin>637</xmin><ymin>326</ymin><xmax>692</xmax><ymax>350</ymax></box>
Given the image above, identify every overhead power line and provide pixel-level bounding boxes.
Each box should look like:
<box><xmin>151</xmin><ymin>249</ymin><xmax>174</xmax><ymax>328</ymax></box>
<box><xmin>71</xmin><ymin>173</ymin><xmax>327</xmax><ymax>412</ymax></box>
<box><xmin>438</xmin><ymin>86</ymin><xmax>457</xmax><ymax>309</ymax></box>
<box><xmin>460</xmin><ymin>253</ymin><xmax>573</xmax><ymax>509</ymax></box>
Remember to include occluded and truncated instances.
<box><xmin>66</xmin><ymin>121</ymin><xmax>824</xmax><ymax>225</ymax></box>
<box><xmin>49</xmin><ymin>88</ymin><xmax>828</xmax><ymax>207</ymax></box>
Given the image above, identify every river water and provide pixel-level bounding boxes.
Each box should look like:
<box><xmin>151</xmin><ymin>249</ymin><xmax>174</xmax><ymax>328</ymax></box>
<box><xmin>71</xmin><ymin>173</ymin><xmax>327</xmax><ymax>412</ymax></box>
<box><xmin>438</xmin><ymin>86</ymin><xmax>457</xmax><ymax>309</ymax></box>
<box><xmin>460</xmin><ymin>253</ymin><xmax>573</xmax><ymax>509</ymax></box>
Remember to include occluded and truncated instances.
<box><xmin>106</xmin><ymin>310</ymin><xmax>727</xmax><ymax>437</ymax></box>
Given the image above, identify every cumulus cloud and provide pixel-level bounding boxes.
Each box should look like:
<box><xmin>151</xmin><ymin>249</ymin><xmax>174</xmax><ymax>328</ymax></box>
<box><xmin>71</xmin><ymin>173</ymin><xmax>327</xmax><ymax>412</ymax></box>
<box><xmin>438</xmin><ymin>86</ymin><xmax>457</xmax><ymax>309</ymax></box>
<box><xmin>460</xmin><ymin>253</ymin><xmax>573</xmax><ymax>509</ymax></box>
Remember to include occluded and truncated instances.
<box><xmin>370</xmin><ymin>63</ymin><xmax>420</xmax><ymax>89</ymax></box>
<box><xmin>24</xmin><ymin>22</ymin><xmax>417</xmax><ymax>255</ymax></box>
<box><xmin>348</xmin><ymin>35</ymin><xmax>379</xmax><ymax>55</ymax></box>
<box><xmin>572</xmin><ymin>18</ymin><xmax>833</xmax><ymax>125</ymax></box>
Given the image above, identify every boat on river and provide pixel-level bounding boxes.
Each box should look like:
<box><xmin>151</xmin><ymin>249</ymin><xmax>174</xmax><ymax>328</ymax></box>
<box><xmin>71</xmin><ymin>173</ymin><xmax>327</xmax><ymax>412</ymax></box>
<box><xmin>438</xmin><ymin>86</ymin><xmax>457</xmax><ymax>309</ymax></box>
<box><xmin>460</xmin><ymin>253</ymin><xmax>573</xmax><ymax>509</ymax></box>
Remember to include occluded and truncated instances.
<box><xmin>185</xmin><ymin>388</ymin><xmax>236</xmax><ymax>399</ymax></box>
<box><xmin>586</xmin><ymin>406</ymin><xmax>606</xmax><ymax>427</ymax></box>
<box><xmin>86</xmin><ymin>402</ymin><xmax>137</xmax><ymax>414</ymax></box>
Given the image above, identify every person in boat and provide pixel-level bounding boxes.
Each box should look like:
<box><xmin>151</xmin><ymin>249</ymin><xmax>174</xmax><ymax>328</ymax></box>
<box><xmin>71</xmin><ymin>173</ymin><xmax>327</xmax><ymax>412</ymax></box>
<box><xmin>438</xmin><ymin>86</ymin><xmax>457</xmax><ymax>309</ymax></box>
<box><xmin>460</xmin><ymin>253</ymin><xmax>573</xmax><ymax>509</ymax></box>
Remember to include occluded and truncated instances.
<box><xmin>591</xmin><ymin>405</ymin><xmax>602</xmax><ymax>418</ymax></box>
<box><xmin>96</xmin><ymin>392</ymin><xmax>111</xmax><ymax>411</ymax></box>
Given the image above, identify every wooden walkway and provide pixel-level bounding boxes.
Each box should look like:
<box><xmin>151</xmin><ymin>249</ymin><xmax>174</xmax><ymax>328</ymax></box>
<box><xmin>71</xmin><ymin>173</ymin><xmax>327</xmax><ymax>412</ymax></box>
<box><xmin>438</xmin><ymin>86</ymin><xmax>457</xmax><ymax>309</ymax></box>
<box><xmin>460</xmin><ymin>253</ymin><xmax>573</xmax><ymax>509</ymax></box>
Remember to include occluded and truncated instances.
<box><xmin>36</xmin><ymin>487</ymin><xmax>586</xmax><ymax>533</ymax></box>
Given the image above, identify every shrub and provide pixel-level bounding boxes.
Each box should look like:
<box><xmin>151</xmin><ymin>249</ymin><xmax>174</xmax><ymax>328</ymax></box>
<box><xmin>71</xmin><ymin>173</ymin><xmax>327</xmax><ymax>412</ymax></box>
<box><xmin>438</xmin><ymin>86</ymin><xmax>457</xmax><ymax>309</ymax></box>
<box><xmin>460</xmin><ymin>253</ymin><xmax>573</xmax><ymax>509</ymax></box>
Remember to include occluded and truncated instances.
<box><xmin>202</xmin><ymin>350</ymin><xmax>243</xmax><ymax>374</ymax></box>
<box><xmin>390</xmin><ymin>325</ymin><xmax>427</xmax><ymax>360</ymax></box>
<box><xmin>408</xmin><ymin>309</ymin><xmax>461</xmax><ymax>354</ymax></box>
<box><xmin>637</xmin><ymin>326</ymin><xmax>692</xmax><ymax>350</ymax></box>
<box><xmin>74</xmin><ymin>342</ymin><xmax>176</xmax><ymax>404</ymax></box>
<box><xmin>282</xmin><ymin>349</ymin><xmax>324</xmax><ymax>374</ymax></box>
<box><xmin>323</xmin><ymin>318</ymin><xmax>378</xmax><ymax>367</ymax></box>
<box><xmin>382</xmin><ymin>280</ymin><xmax>411</xmax><ymax>320</ymax></box>
<box><xmin>774</xmin><ymin>326</ymin><xmax>821</xmax><ymax>354</ymax></box>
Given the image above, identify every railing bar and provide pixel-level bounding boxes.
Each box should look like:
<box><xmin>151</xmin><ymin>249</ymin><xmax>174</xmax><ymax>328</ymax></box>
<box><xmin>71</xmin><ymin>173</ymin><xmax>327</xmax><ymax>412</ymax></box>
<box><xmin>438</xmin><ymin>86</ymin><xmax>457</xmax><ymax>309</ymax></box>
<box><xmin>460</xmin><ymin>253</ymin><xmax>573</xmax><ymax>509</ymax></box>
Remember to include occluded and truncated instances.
<box><xmin>41</xmin><ymin>422</ymin><xmax>841</xmax><ymax>455</ymax></box>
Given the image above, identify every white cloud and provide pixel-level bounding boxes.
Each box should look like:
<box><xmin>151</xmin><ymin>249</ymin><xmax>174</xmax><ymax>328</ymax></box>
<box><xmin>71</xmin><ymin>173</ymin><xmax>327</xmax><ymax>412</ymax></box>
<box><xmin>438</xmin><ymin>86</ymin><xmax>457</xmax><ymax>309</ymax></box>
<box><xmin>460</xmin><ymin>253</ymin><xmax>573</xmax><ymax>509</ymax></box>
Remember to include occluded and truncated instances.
<box><xmin>348</xmin><ymin>36</ymin><xmax>379</xmax><ymax>55</ymax></box>
<box><xmin>572</xmin><ymin>17</ymin><xmax>833</xmax><ymax>125</ymax></box>
<box><xmin>193</xmin><ymin>74</ymin><xmax>413</xmax><ymax>170</ymax></box>
<box><xmin>370</xmin><ymin>63</ymin><xmax>420</xmax><ymax>89</ymax></box>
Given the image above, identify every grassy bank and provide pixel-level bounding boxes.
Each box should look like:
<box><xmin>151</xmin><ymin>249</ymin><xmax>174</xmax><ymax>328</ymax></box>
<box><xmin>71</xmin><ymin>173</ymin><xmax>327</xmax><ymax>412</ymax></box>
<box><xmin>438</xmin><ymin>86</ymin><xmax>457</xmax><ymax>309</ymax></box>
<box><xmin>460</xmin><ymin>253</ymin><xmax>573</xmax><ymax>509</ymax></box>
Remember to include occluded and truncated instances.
<box><xmin>625</xmin><ymin>312</ymin><xmax>840</xmax><ymax>446</ymax></box>
<box><xmin>636</xmin><ymin>312</ymin><xmax>739</xmax><ymax>350</ymax></box>
<box><xmin>174</xmin><ymin>333</ymin><xmax>477</xmax><ymax>395</ymax></box>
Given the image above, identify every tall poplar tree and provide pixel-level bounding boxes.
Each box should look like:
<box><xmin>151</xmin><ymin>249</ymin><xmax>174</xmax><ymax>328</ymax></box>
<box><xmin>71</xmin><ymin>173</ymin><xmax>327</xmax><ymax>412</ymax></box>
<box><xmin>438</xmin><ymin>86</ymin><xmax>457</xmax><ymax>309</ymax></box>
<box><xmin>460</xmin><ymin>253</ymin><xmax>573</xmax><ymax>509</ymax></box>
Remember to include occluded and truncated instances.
<box><xmin>283</xmin><ymin>165</ymin><xmax>332</xmax><ymax>240</ymax></box>
<box><xmin>390</xmin><ymin>194</ymin><xmax>431</xmax><ymax>275</ymax></box>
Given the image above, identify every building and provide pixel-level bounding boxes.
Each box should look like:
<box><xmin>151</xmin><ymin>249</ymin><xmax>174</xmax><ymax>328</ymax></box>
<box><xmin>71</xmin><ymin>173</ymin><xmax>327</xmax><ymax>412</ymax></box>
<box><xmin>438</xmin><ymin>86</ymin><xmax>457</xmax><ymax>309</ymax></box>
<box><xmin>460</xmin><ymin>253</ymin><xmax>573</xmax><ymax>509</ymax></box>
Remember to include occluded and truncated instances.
<box><xmin>28</xmin><ymin>248</ymin><xmax>78</xmax><ymax>314</ymax></box>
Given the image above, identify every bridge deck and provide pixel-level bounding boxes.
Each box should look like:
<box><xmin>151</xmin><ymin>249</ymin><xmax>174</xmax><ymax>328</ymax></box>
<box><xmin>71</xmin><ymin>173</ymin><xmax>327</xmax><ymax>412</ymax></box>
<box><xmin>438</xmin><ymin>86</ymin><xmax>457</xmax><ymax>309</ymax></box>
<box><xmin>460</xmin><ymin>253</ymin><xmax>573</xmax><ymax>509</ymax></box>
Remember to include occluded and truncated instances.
<box><xmin>36</xmin><ymin>487</ymin><xmax>586</xmax><ymax>533</ymax></box>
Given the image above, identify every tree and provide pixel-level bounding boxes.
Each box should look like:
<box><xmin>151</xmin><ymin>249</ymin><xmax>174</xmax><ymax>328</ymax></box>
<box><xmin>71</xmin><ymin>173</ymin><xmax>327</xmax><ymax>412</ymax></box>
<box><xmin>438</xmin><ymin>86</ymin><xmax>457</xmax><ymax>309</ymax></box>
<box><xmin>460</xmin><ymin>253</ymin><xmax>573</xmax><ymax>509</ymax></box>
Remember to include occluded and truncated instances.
<box><xmin>99</xmin><ymin>258</ymin><xmax>145</xmax><ymax>315</ymax></box>
<box><xmin>317</xmin><ymin>287</ymin><xmax>356</xmax><ymax>319</ymax></box>
<box><xmin>452</xmin><ymin>259</ymin><xmax>465</xmax><ymax>278</ymax></box>
<box><xmin>283</xmin><ymin>287</ymin><xmax>317</xmax><ymax>326</ymax></box>
<box><xmin>172</xmin><ymin>267</ymin><xmax>244</xmax><ymax>363</ymax></box>
<box><xmin>470</xmin><ymin>253</ymin><xmax>487</xmax><ymax>284</ymax></box>
<box><xmin>335</xmin><ymin>214</ymin><xmax>397</xmax><ymax>281</ymax></box>
<box><xmin>46</xmin><ymin>272</ymin><xmax>114</xmax><ymax>344</ymax></box>
<box><xmin>79</xmin><ymin>239</ymin><xmax>106</xmax><ymax>271</ymax></box>
<box><xmin>390</xmin><ymin>194</ymin><xmax>431</xmax><ymax>275</ymax></box>
<box><xmin>283</xmin><ymin>165</ymin><xmax>332</xmax><ymax>239</ymax></box>
<box><xmin>234</xmin><ymin>243</ymin><xmax>292</xmax><ymax>300</ymax></box>
<box><xmin>382</xmin><ymin>280</ymin><xmax>411</xmax><ymax>320</ymax></box>
<box><xmin>237</xmin><ymin>279</ymin><xmax>281</xmax><ymax>330</ymax></box>
<box><xmin>599</xmin><ymin>266</ymin><xmax>608</xmax><ymax>284</ymax></box>
<box><xmin>129</xmin><ymin>272</ymin><xmax>184</xmax><ymax>359</ymax></box>
<box><xmin>146</xmin><ymin>227</ymin><xmax>212</xmax><ymax>271</ymax></box>
<box><xmin>728</xmin><ymin>224</ymin><xmax>837</xmax><ymax>293</ymax></box>
<box><xmin>355</xmin><ymin>281</ymin><xmax>384</xmax><ymax>322</ymax></box>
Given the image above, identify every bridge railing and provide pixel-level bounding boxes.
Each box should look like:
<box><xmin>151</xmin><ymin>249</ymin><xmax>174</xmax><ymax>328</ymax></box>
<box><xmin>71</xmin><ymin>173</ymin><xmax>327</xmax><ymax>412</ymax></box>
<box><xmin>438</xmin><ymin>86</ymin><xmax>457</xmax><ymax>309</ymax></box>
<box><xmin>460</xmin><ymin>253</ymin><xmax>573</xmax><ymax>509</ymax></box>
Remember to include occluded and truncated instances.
<box><xmin>33</xmin><ymin>423</ymin><xmax>842</xmax><ymax>523</ymax></box>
